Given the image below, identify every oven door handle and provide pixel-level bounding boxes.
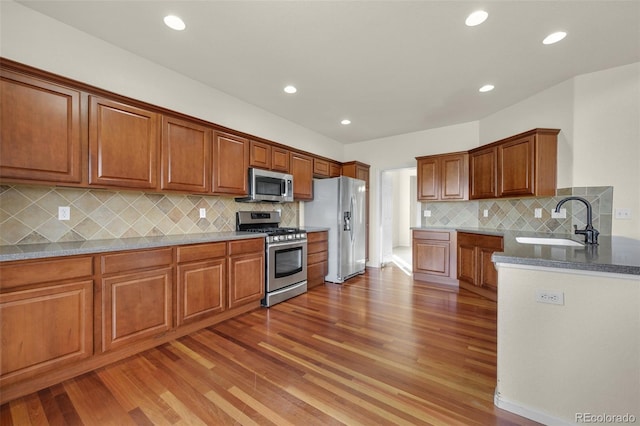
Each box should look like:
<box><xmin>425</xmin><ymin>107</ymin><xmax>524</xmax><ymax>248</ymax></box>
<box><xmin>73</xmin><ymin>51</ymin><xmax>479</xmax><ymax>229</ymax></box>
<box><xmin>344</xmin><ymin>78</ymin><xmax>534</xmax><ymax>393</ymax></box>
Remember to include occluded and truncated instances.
<box><xmin>269</xmin><ymin>239</ymin><xmax>305</xmax><ymax>249</ymax></box>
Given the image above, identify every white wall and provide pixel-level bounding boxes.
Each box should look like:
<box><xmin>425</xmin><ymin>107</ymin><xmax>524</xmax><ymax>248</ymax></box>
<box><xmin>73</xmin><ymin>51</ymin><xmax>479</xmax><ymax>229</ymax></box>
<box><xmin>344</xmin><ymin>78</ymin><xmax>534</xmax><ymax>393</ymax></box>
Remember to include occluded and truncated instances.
<box><xmin>391</xmin><ymin>168</ymin><xmax>415</xmax><ymax>248</ymax></box>
<box><xmin>496</xmin><ymin>264</ymin><xmax>640</xmax><ymax>425</ymax></box>
<box><xmin>0</xmin><ymin>1</ymin><xmax>344</xmax><ymax>161</ymax></box>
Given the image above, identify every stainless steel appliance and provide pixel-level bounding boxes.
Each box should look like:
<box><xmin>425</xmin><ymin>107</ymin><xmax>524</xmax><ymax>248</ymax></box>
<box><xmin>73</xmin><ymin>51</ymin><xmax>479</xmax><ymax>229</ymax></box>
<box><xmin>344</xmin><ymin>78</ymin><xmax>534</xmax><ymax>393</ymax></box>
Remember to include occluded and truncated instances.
<box><xmin>236</xmin><ymin>211</ymin><xmax>307</xmax><ymax>306</ymax></box>
<box><xmin>235</xmin><ymin>168</ymin><xmax>294</xmax><ymax>203</ymax></box>
<box><xmin>304</xmin><ymin>176</ymin><xmax>366</xmax><ymax>283</ymax></box>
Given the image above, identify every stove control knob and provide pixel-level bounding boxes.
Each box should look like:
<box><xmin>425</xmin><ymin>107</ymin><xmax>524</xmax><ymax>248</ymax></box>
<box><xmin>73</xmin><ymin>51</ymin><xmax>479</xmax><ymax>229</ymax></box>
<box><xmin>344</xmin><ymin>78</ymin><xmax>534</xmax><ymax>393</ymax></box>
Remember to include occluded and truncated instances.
<box><xmin>287</xmin><ymin>234</ymin><xmax>293</xmax><ymax>240</ymax></box>
<box><xmin>272</xmin><ymin>236</ymin><xmax>279</xmax><ymax>242</ymax></box>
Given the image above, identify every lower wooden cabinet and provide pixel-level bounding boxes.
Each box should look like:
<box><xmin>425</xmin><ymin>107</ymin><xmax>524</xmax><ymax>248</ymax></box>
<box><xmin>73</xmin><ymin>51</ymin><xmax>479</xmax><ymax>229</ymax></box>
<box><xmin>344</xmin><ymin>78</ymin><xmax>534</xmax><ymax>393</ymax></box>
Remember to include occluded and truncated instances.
<box><xmin>0</xmin><ymin>256</ymin><xmax>94</xmax><ymax>387</ymax></box>
<box><xmin>412</xmin><ymin>230</ymin><xmax>458</xmax><ymax>285</ymax></box>
<box><xmin>100</xmin><ymin>248</ymin><xmax>173</xmax><ymax>352</ymax></box>
<box><xmin>228</xmin><ymin>238</ymin><xmax>265</xmax><ymax>309</ymax></box>
<box><xmin>176</xmin><ymin>242</ymin><xmax>227</xmax><ymax>326</ymax></box>
<box><xmin>456</xmin><ymin>232</ymin><xmax>504</xmax><ymax>301</ymax></box>
<box><xmin>307</xmin><ymin>230</ymin><xmax>328</xmax><ymax>288</ymax></box>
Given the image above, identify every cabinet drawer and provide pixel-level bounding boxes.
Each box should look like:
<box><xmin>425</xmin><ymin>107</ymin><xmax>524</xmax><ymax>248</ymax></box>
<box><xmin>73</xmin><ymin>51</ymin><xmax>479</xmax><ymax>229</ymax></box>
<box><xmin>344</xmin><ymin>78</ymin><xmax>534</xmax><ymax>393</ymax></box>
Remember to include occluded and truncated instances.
<box><xmin>176</xmin><ymin>242</ymin><xmax>226</xmax><ymax>263</ymax></box>
<box><xmin>308</xmin><ymin>251</ymin><xmax>328</xmax><ymax>265</ymax></box>
<box><xmin>0</xmin><ymin>256</ymin><xmax>93</xmax><ymax>290</ymax></box>
<box><xmin>307</xmin><ymin>231</ymin><xmax>328</xmax><ymax>243</ymax></box>
<box><xmin>308</xmin><ymin>242</ymin><xmax>328</xmax><ymax>256</ymax></box>
<box><xmin>228</xmin><ymin>238</ymin><xmax>264</xmax><ymax>256</ymax></box>
<box><xmin>413</xmin><ymin>230</ymin><xmax>450</xmax><ymax>241</ymax></box>
<box><xmin>101</xmin><ymin>248</ymin><xmax>172</xmax><ymax>275</ymax></box>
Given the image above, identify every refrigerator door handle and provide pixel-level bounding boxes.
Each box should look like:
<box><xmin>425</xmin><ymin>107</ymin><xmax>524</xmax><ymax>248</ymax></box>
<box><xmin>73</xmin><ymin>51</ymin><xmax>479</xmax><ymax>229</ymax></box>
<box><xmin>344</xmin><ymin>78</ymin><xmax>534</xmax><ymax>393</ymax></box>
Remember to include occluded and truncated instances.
<box><xmin>350</xmin><ymin>195</ymin><xmax>355</xmax><ymax>242</ymax></box>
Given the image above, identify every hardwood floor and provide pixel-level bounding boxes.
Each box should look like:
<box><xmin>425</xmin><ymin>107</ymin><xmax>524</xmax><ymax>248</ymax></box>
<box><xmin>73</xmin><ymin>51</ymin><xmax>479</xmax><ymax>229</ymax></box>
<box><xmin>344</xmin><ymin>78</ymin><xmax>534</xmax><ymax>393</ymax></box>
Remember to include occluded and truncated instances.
<box><xmin>1</xmin><ymin>266</ymin><xmax>540</xmax><ymax>425</ymax></box>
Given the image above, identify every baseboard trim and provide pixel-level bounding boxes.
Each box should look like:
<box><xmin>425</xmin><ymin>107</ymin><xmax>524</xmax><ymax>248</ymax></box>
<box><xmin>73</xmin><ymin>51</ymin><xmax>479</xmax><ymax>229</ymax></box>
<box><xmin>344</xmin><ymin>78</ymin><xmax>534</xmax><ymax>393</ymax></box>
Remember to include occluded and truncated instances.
<box><xmin>494</xmin><ymin>390</ymin><xmax>574</xmax><ymax>426</ymax></box>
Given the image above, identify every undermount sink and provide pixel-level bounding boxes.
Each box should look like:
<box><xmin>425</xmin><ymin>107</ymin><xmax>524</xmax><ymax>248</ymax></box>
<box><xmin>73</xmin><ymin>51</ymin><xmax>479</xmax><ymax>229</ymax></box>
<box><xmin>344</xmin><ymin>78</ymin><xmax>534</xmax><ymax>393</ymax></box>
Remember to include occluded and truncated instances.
<box><xmin>516</xmin><ymin>237</ymin><xmax>584</xmax><ymax>247</ymax></box>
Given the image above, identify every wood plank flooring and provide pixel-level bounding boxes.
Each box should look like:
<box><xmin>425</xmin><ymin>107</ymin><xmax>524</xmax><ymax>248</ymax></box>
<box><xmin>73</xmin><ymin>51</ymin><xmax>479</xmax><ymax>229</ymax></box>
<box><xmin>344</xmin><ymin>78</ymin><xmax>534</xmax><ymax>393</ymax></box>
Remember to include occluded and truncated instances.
<box><xmin>1</xmin><ymin>266</ymin><xmax>540</xmax><ymax>425</ymax></box>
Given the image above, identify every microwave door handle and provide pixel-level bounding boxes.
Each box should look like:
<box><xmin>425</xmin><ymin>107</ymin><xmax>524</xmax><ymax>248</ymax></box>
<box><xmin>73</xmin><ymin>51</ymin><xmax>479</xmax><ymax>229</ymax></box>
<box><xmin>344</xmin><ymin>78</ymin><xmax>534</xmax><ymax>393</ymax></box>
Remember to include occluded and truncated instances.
<box><xmin>281</xmin><ymin>180</ymin><xmax>286</xmax><ymax>196</ymax></box>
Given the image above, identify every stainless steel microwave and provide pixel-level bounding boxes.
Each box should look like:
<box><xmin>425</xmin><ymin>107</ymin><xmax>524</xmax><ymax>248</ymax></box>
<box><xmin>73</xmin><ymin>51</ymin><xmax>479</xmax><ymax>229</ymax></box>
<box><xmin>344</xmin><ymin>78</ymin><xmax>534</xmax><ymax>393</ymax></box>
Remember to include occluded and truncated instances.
<box><xmin>236</xmin><ymin>168</ymin><xmax>294</xmax><ymax>203</ymax></box>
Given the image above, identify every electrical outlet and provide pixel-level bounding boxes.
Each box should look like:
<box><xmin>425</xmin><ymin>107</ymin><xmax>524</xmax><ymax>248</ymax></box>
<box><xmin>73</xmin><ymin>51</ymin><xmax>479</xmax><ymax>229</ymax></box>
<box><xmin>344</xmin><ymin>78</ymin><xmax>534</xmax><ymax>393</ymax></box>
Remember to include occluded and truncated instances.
<box><xmin>535</xmin><ymin>289</ymin><xmax>564</xmax><ymax>305</ymax></box>
<box><xmin>483</xmin><ymin>209</ymin><xmax>489</xmax><ymax>218</ymax></box>
<box><xmin>423</xmin><ymin>210</ymin><xmax>431</xmax><ymax>217</ymax></box>
<box><xmin>614</xmin><ymin>208</ymin><xmax>632</xmax><ymax>220</ymax></box>
<box><xmin>199</xmin><ymin>208</ymin><xmax>206</xmax><ymax>219</ymax></box>
<box><xmin>58</xmin><ymin>206</ymin><xmax>70</xmax><ymax>221</ymax></box>
<box><xmin>551</xmin><ymin>208</ymin><xmax>566</xmax><ymax>219</ymax></box>
<box><xmin>534</xmin><ymin>208</ymin><xmax>542</xmax><ymax>218</ymax></box>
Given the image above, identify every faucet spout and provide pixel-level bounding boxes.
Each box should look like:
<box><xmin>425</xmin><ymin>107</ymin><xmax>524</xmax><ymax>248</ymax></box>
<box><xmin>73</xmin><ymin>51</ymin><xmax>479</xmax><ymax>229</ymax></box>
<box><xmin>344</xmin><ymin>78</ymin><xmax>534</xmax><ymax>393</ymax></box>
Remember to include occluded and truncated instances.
<box><xmin>554</xmin><ymin>196</ymin><xmax>599</xmax><ymax>244</ymax></box>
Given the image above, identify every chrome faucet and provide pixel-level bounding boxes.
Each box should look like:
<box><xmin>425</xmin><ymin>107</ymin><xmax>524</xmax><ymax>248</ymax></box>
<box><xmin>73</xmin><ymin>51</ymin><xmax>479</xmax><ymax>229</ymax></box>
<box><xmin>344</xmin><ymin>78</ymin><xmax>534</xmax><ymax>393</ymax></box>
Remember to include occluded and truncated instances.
<box><xmin>555</xmin><ymin>196</ymin><xmax>599</xmax><ymax>244</ymax></box>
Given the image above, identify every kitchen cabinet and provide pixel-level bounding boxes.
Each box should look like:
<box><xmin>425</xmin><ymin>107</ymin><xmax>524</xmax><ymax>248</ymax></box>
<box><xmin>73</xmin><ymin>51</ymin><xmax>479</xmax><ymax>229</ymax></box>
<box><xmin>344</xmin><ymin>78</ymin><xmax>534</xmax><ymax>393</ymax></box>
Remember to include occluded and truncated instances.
<box><xmin>412</xmin><ymin>230</ymin><xmax>458</xmax><ymax>285</ymax></box>
<box><xmin>313</xmin><ymin>157</ymin><xmax>331</xmax><ymax>177</ymax></box>
<box><xmin>307</xmin><ymin>230</ymin><xmax>328</xmax><ymax>288</ymax></box>
<box><xmin>228</xmin><ymin>238</ymin><xmax>265</xmax><ymax>309</ymax></box>
<box><xmin>161</xmin><ymin>115</ymin><xmax>212</xmax><ymax>193</ymax></box>
<box><xmin>330</xmin><ymin>162</ymin><xmax>342</xmax><ymax>177</ymax></box>
<box><xmin>291</xmin><ymin>151</ymin><xmax>314</xmax><ymax>200</ymax></box>
<box><xmin>213</xmin><ymin>131</ymin><xmax>249</xmax><ymax>195</ymax></box>
<box><xmin>0</xmin><ymin>256</ymin><xmax>93</xmax><ymax>387</ymax></box>
<box><xmin>99</xmin><ymin>248</ymin><xmax>173</xmax><ymax>352</ymax></box>
<box><xmin>342</xmin><ymin>161</ymin><xmax>370</xmax><ymax>260</ymax></box>
<box><xmin>457</xmin><ymin>232</ymin><xmax>503</xmax><ymax>301</ymax></box>
<box><xmin>0</xmin><ymin>69</ymin><xmax>83</xmax><ymax>184</ymax></box>
<box><xmin>176</xmin><ymin>242</ymin><xmax>227</xmax><ymax>327</ymax></box>
<box><xmin>469</xmin><ymin>146</ymin><xmax>498</xmax><ymax>199</ymax></box>
<box><xmin>271</xmin><ymin>146</ymin><xmax>291</xmax><ymax>173</ymax></box>
<box><xmin>249</xmin><ymin>140</ymin><xmax>272</xmax><ymax>170</ymax></box>
<box><xmin>89</xmin><ymin>96</ymin><xmax>159</xmax><ymax>189</ymax></box>
<box><xmin>470</xmin><ymin>128</ymin><xmax>559</xmax><ymax>199</ymax></box>
<box><xmin>416</xmin><ymin>152</ymin><xmax>468</xmax><ymax>201</ymax></box>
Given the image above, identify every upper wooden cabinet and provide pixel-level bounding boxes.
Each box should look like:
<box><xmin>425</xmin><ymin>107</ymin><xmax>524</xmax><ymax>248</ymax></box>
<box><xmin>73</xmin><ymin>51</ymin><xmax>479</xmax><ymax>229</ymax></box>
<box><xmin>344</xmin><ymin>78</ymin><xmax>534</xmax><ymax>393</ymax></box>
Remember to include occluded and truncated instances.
<box><xmin>0</xmin><ymin>70</ymin><xmax>83</xmax><ymax>184</ymax></box>
<box><xmin>291</xmin><ymin>152</ymin><xmax>314</xmax><ymax>200</ymax></box>
<box><xmin>213</xmin><ymin>131</ymin><xmax>249</xmax><ymax>195</ymax></box>
<box><xmin>271</xmin><ymin>147</ymin><xmax>290</xmax><ymax>173</ymax></box>
<box><xmin>313</xmin><ymin>158</ymin><xmax>331</xmax><ymax>177</ymax></box>
<box><xmin>469</xmin><ymin>146</ymin><xmax>498</xmax><ymax>200</ymax></box>
<box><xmin>470</xmin><ymin>128</ymin><xmax>559</xmax><ymax>199</ymax></box>
<box><xmin>249</xmin><ymin>139</ymin><xmax>271</xmax><ymax>170</ymax></box>
<box><xmin>89</xmin><ymin>96</ymin><xmax>159</xmax><ymax>189</ymax></box>
<box><xmin>416</xmin><ymin>152</ymin><xmax>468</xmax><ymax>201</ymax></box>
<box><xmin>161</xmin><ymin>116</ymin><xmax>212</xmax><ymax>193</ymax></box>
<box><xmin>330</xmin><ymin>162</ymin><xmax>341</xmax><ymax>177</ymax></box>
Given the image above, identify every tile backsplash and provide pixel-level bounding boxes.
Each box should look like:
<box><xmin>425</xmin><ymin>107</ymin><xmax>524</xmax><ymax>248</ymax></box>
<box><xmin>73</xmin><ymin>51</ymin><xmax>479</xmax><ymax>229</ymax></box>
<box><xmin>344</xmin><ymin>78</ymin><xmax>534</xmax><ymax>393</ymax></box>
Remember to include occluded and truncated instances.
<box><xmin>0</xmin><ymin>185</ymin><xmax>298</xmax><ymax>246</ymax></box>
<box><xmin>421</xmin><ymin>187</ymin><xmax>613</xmax><ymax>235</ymax></box>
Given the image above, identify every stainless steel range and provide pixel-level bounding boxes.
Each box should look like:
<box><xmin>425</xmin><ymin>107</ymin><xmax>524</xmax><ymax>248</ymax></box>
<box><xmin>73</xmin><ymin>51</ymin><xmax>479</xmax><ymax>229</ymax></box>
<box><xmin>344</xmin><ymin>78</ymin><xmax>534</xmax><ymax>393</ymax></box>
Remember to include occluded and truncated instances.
<box><xmin>236</xmin><ymin>211</ymin><xmax>307</xmax><ymax>307</ymax></box>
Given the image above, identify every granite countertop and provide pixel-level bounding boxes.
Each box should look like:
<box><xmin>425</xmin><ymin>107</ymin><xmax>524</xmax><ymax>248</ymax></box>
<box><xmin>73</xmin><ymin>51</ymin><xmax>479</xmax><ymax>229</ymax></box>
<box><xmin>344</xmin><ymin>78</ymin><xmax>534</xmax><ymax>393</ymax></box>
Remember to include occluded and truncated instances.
<box><xmin>412</xmin><ymin>226</ymin><xmax>640</xmax><ymax>276</ymax></box>
<box><xmin>0</xmin><ymin>232</ymin><xmax>266</xmax><ymax>262</ymax></box>
<box><xmin>301</xmin><ymin>226</ymin><xmax>331</xmax><ymax>232</ymax></box>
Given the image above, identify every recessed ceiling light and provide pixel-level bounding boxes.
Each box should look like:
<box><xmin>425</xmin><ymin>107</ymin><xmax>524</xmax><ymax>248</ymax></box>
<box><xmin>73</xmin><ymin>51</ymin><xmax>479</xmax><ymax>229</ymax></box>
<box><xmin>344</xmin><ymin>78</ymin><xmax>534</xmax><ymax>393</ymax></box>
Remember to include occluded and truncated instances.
<box><xmin>543</xmin><ymin>31</ymin><xmax>567</xmax><ymax>45</ymax></box>
<box><xmin>479</xmin><ymin>84</ymin><xmax>495</xmax><ymax>93</ymax></box>
<box><xmin>341</xmin><ymin>119</ymin><xmax>351</xmax><ymax>125</ymax></box>
<box><xmin>164</xmin><ymin>15</ymin><xmax>185</xmax><ymax>31</ymax></box>
<box><xmin>284</xmin><ymin>85</ymin><xmax>297</xmax><ymax>94</ymax></box>
<box><xmin>465</xmin><ymin>10</ymin><xmax>488</xmax><ymax>27</ymax></box>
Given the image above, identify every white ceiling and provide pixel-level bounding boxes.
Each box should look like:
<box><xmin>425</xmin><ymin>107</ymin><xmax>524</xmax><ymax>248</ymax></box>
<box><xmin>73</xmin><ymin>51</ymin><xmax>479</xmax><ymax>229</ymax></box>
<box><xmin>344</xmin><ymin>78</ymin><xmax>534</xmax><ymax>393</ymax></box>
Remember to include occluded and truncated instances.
<box><xmin>17</xmin><ymin>1</ymin><xmax>640</xmax><ymax>144</ymax></box>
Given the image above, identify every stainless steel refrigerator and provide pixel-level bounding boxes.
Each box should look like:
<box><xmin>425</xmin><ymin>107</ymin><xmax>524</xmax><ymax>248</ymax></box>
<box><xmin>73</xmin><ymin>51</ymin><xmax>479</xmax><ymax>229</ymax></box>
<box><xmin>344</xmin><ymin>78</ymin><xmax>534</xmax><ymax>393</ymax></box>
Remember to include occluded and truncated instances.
<box><xmin>304</xmin><ymin>176</ymin><xmax>366</xmax><ymax>283</ymax></box>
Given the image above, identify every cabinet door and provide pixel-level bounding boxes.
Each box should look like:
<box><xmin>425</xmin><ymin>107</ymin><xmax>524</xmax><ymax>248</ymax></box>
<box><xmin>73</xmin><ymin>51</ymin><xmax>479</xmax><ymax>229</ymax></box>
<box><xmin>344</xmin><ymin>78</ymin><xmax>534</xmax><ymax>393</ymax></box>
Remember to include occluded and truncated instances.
<box><xmin>89</xmin><ymin>96</ymin><xmax>159</xmax><ymax>189</ymax></box>
<box><xmin>249</xmin><ymin>140</ymin><xmax>271</xmax><ymax>170</ymax></box>
<box><xmin>469</xmin><ymin>147</ymin><xmax>498</xmax><ymax>199</ymax></box>
<box><xmin>101</xmin><ymin>268</ymin><xmax>172</xmax><ymax>352</ymax></box>
<box><xmin>457</xmin><ymin>243</ymin><xmax>477</xmax><ymax>285</ymax></box>
<box><xmin>0</xmin><ymin>70</ymin><xmax>82</xmax><ymax>184</ymax></box>
<box><xmin>499</xmin><ymin>135</ymin><xmax>535</xmax><ymax>197</ymax></box>
<box><xmin>0</xmin><ymin>280</ymin><xmax>93</xmax><ymax>384</ymax></box>
<box><xmin>413</xmin><ymin>239</ymin><xmax>449</xmax><ymax>277</ymax></box>
<box><xmin>313</xmin><ymin>158</ymin><xmax>330</xmax><ymax>177</ymax></box>
<box><xmin>329</xmin><ymin>162</ymin><xmax>341</xmax><ymax>177</ymax></box>
<box><xmin>228</xmin><ymin>252</ymin><xmax>265</xmax><ymax>309</ymax></box>
<box><xmin>177</xmin><ymin>259</ymin><xmax>225</xmax><ymax>326</ymax></box>
<box><xmin>417</xmin><ymin>157</ymin><xmax>439</xmax><ymax>201</ymax></box>
<box><xmin>440</xmin><ymin>153</ymin><xmax>468</xmax><ymax>200</ymax></box>
<box><xmin>213</xmin><ymin>132</ymin><xmax>249</xmax><ymax>195</ymax></box>
<box><xmin>290</xmin><ymin>152</ymin><xmax>313</xmax><ymax>200</ymax></box>
<box><xmin>479</xmin><ymin>247</ymin><xmax>498</xmax><ymax>291</ymax></box>
<box><xmin>161</xmin><ymin>116</ymin><xmax>211</xmax><ymax>193</ymax></box>
<box><xmin>271</xmin><ymin>147</ymin><xmax>290</xmax><ymax>173</ymax></box>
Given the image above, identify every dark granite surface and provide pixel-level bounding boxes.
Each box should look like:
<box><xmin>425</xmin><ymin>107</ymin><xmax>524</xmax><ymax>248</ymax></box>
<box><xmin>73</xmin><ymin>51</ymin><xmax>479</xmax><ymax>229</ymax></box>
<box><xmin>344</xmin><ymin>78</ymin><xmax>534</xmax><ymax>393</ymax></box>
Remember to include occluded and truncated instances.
<box><xmin>0</xmin><ymin>232</ymin><xmax>266</xmax><ymax>262</ymax></box>
<box><xmin>412</xmin><ymin>227</ymin><xmax>640</xmax><ymax>276</ymax></box>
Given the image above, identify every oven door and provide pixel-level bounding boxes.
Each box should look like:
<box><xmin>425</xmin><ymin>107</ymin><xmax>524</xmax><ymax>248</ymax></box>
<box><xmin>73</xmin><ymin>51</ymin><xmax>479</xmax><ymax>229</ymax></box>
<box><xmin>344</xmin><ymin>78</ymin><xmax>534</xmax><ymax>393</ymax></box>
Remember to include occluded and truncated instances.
<box><xmin>266</xmin><ymin>240</ymin><xmax>307</xmax><ymax>292</ymax></box>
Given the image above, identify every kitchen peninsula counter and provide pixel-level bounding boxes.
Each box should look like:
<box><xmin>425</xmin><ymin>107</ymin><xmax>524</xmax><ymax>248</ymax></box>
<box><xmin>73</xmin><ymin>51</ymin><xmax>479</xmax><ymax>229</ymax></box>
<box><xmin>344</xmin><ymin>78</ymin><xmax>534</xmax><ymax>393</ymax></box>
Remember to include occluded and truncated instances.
<box><xmin>0</xmin><ymin>231</ymin><xmax>266</xmax><ymax>262</ymax></box>
<box><xmin>412</xmin><ymin>226</ymin><xmax>640</xmax><ymax>276</ymax></box>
